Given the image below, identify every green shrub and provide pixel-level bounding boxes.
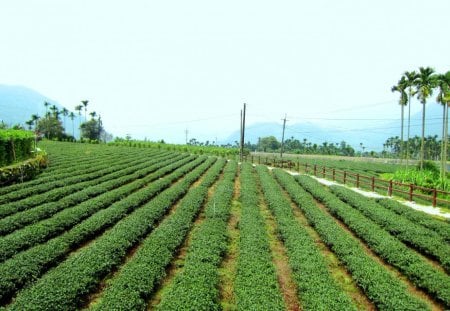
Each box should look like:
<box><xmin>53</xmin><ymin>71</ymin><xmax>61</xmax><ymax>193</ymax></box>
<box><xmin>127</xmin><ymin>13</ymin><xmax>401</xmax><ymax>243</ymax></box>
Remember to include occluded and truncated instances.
<box><xmin>0</xmin><ymin>129</ymin><xmax>35</xmax><ymax>166</ymax></box>
<box><xmin>0</xmin><ymin>152</ymin><xmax>48</xmax><ymax>186</ymax></box>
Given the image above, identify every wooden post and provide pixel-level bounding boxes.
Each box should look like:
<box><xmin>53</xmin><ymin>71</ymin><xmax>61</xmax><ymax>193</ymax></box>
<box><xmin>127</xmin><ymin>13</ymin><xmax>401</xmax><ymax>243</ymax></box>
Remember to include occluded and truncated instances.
<box><xmin>388</xmin><ymin>180</ymin><xmax>393</xmax><ymax>196</ymax></box>
<box><xmin>332</xmin><ymin>169</ymin><xmax>335</xmax><ymax>181</ymax></box>
<box><xmin>305</xmin><ymin>163</ymin><xmax>308</xmax><ymax>174</ymax></box>
<box><xmin>297</xmin><ymin>160</ymin><xmax>300</xmax><ymax>173</ymax></box>
<box><xmin>356</xmin><ymin>174</ymin><xmax>360</xmax><ymax>188</ymax></box>
<box><xmin>314</xmin><ymin>165</ymin><xmax>317</xmax><ymax>176</ymax></box>
<box><xmin>432</xmin><ymin>188</ymin><xmax>437</xmax><ymax>207</ymax></box>
<box><xmin>409</xmin><ymin>184</ymin><xmax>413</xmax><ymax>201</ymax></box>
<box><xmin>251</xmin><ymin>155</ymin><xmax>253</xmax><ymax>164</ymax></box>
<box><xmin>343</xmin><ymin>171</ymin><xmax>347</xmax><ymax>184</ymax></box>
<box><xmin>322</xmin><ymin>166</ymin><xmax>325</xmax><ymax>178</ymax></box>
<box><xmin>371</xmin><ymin>177</ymin><xmax>375</xmax><ymax>192</ymax></box>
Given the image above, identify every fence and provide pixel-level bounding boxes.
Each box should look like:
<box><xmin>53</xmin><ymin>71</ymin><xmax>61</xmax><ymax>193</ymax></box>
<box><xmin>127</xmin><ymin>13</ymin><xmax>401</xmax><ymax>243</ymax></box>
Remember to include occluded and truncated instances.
<box><xmin>243</xmin><ymin>155</ymin><xmax>450</xmax><ymax>208</ymax></box>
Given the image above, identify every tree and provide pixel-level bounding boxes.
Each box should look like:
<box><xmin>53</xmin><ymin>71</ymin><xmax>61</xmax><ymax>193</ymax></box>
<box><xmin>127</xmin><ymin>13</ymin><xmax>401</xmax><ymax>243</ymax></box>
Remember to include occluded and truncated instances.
<box><xmin>44</xmin><ymin>101</ymin><xmax>50</xmax><ymax>116</ymax></box>
<box><xmin>436</xmin><ymin>71</ymin><xmax>450</xmax><ymax>179</ymax></box>
<box><xmin>404</xmin><ymin>70</ymin><xmax>418</xmax><ymax>166</ymax></box>
<box><xmin>25</xmin><ymin>120</ymin><xmax>33</xmax><ymax>130</ymax></box>
<box><xmin>81</xmin><ymin>100</ymin><xmax>89</xmax><ymax>121</ymax></box>
<box><xmin>415</xmin><ymin>67</ymin><xmax>436</xmax><ymax>169</ymax></box>
<box><xmin>80</xmin><ymin>118</ymin><xmax>103</xmax><ymax>141</ymax></box>
<box><xmin>36</xmin><ymin>115</ymin><xmax>64</xmax><ymax>140</ymax></box>
<box><xmin>89</xmin><ymin>111</ymin><xmax>97</xmax><ymax>119</ymax></box>
<box><xmin>61</xmin><ymin>107</ymin><xmax>69</xmax><ymax>131</ymax></box>
<box><xmin>75</xmin><ymin>105</ymin><xmax>83</xmax><ymax>137</ymax></box>
<box><xmin>259</xmin><ymin>136</ymin><xmax>280</xmax><ymax>152</ymax></box>
<box><xmin>69</xmin><ymin>112</ymin><xmax>76</xmax><ymax>138</ymax></box>
<box><xmin>391</xmin><ymin>76</ymin><xmax>408</xmax><ymax>163</ymax></box>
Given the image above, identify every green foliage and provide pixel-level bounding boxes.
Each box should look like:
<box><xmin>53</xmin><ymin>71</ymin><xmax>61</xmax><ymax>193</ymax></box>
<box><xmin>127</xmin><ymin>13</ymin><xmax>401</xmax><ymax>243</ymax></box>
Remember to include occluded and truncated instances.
<box><xmin>258</xmin><ymin>136</ymin><xmax>281</xmax><ymax>152</ymax></box>
<box><xmin>376</xmin><ymin>198</ymin><xmax>450</xmax><ymax>242</ymax></box>
<box><xmin>274</xmin><ymin>171</ymin><xmax>431</xmax><ymax>310</ymax></box>
<box><xmin>0</xmin><ymin>129</ymin><xmax>34</xmax><ymax>166</ymax></box>
<box><xmin>109</xmin><ymin>138</ymin><xmax>240</xmax><ymax>158</ymax></box>
<box><xmin>330</xmin><ymin>185</ymin><xmax>450</xmax><ymax>272</ymax></box>
<box><xmin>0</xmin><ymin>152</ymin><xmax>48</xmax><ymax>186</ymax></box>
<box><xmin>390</xmin><ymin>165</ymin><xmax>450</xmax><ymax>191</ymax></box>
<box><xmin>0</xmin><ymin>154</ymin><xmax>202</xmax><ymax>304</ymax></box>
<box><xmin>296</xmin><ymin>175</ymin><xmax>449</xmax><ymax>307</ymax></box>
<box><xmin>36</xmin><ymin>115</ymin><xmax>65</xmax><ymax>140</ymax></box>
<box><xmin>5</xmin><ymin>156</ymin><xmax>213</xmax><ymax>310</ymax></box>
<box><xmin>0</xmin><ymin>154</ymin><xmax>195</xmax><ymax>263</ymax></box>
<box><xmin>80</xmin><ymin>118</ymin><xmax>103</xmax><ymax>141</ymax></box>
<box><xmin>259</xmin><ymin>167</ymin><xmax>356</xmax><ymax>310</ymax></box>
<box><xmin>234</xmin><ymin>163</ymin><xmax>285</xmax><ymax>310</ymax></box>
<box><xmin>155</xmin><ymin>161</ymin><xmax>236</xmax><ymax>310</ymax></box>
<box><xmin>97</xmin><ymin>159</ymin><xmax>233</xmax><ymax>310</ymax></box>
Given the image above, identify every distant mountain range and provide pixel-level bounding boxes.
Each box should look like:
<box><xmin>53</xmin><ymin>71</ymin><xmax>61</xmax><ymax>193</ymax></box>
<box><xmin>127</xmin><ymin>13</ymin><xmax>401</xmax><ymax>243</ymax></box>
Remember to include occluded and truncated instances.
<box><xmin>224</xmin><ymin>106</ymin><xmax>446</xmax><ymax>152</ymax></box>
<box><xmin>0</xmin><ymin>85</ymin><xmax>81</xmax><ymax>138</ymax></box>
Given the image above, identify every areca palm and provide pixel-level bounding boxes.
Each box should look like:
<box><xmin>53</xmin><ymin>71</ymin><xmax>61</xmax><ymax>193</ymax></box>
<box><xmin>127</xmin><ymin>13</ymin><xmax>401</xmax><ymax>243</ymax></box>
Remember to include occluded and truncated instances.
<box><xmin>44</xmin><ymin>101</ymin><xmax>50</xmax><ymax>117</ymax></box>
<box><xmin>69</xmin><ymin>112</ymin><xmax>76</xmax><ymax>138</ymax></box>
<box><xmin>404</xmin><ymin>71</ymin><xmax>418</xmax><ymax>166</ymax></box>
<box><xmin>436</xmin><ymin>71</ymin><xmax>450</xmax><ymax>179</ymax></box>
<box><xmin>61</xmin><ymin>108</ymin><xmax>69</xmax><ymax>132</ymax></box>
<box><xmin>391</xmin><ymin>76</ymin><xmax>408</xmax><ymax>164</ymax></box>
<box><xmin>81</xmin><ymin>100</ymin><xmax>89</xmax><ymax>121</ymax></box>
<box><xmin>415</xmin><ymin>67</ymin><xmax>437</xmax><ymax>169</ymax></box>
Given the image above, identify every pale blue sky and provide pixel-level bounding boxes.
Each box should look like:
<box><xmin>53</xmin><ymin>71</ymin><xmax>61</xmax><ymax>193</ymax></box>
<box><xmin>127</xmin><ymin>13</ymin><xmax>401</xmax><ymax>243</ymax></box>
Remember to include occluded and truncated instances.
<box><xmin>1</xmin><ymin>0</ymin><xmax>449</xmax><ymax>144</ymax></box>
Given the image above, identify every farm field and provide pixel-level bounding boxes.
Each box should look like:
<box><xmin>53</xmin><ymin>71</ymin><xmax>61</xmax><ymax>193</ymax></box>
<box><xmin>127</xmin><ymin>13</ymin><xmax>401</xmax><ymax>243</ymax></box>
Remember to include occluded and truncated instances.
<box><xmin>0</xmin><ymin>142</ymin><xmax>449</xmax><ymax>310</ymax></box>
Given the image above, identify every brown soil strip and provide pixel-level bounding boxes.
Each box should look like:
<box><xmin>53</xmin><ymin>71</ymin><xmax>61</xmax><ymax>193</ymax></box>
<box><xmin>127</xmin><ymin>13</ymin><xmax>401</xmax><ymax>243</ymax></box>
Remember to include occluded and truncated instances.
<box><xmin>313</xmin><ymin>198</ymin><xmax>444</xmax><ymax>311</ymax></box>
<box><xmin>218</xmin><ymin>173</ymin><xmax>241</xmax><ymax>311</ymax></box>
<box><xmin>259</xmin><ymin>199</ymin><xmax>302</xmax><ymax>311</ymax></box>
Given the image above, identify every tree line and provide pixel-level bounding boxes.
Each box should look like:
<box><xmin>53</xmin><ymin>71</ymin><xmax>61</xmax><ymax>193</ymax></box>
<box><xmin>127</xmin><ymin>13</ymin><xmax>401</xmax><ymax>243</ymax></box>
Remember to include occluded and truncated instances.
<box><xmin>391</xmin><ymin>67</ymin><xmax>450</xmax><ymax>178</ymax></box>
<box><xmin>22</xmin><ymin>100</ymin><xmax>109</xmax><ymax>142</ymax></box>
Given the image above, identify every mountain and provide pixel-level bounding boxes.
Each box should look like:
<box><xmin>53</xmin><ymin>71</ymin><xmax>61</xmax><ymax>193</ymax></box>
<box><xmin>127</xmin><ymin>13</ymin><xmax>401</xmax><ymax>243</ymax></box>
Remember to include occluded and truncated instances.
<box><xmin>224</xmin><ymin>103</ymin><xmax>447</xmax><ymax>151</ymax></box>
<box><xmin>0</xmin><ymin>84</ymin><xmax>81</xmax><ymax>137</ymax></box>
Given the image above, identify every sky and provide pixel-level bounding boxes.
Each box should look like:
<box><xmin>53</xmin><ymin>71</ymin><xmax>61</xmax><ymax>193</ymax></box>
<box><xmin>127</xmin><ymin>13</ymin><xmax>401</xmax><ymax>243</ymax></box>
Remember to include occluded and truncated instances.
<box><xmin>1</xmin><ymin>0</ymin><xmax>449</xmax><ymax>145</ymax></box>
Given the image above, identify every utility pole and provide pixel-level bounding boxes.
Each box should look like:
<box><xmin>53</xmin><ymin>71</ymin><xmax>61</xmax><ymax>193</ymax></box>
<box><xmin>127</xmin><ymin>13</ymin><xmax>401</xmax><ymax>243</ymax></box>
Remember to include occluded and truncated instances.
<box><xmin>240</xmin><ymin>103</ymin><xmax>246</xmax><ymax>162</ymax></box>
<box><xmin>280</xmin><ymin>114</ymin><xmax>288</xmax><ymax>158</ymax></box>
<box><xmin>185</xmin><ymin>128</ymin><xmax>188</xmax><ymax>145</ymax></box>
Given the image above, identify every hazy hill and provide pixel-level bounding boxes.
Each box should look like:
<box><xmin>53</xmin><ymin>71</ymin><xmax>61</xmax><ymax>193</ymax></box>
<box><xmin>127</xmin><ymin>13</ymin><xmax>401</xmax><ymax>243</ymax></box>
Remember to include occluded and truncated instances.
<box><xmin>0</xmin><ymin>85</ymin><xmax>81</xmax><ymax>137</ymax></box>
<box><xmin>224</xmin><ymin>103</ymin><xmax>446</xmax><ymax>151</ymax></box>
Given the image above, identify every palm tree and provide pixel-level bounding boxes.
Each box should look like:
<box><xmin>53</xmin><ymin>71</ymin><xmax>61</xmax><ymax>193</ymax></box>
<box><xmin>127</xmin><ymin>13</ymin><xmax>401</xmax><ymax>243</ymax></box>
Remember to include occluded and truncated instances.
<box><xmin>31</xmin><ymin>114</ymin><xmax>40</xmax><ymax>129</ymax></box>
<box><xmin>75</xmin><ymin>105</ymin><xmax>83</xmax><ymax>138</ymax></box>
<box><xmin>69</xmin><ymin>112</ymin><xmax>76</xmax><ymax>139</ymax></box>
<box><xmin>415</xmin><ymin>67</ymin><xmax>436</xmax><ymax>169</ymax></box>
<box><xmin>61</xmin><ymin>108</ymin><xmax>69</xmax><ymax>132</ymax></box>
<box><xmin>75</xmin><ymin>104</ymin><xmax>83</xmax><ymax>118</ymax></box>
<box><xmin>50</xmin><ymin>105</ymin><xmax>59</xmax><ymax>118</ymax></box>
<box><xmin>404</xmin><ymin>71</ymin><xmax>418</xmax><ymax>167</ymax></box>
<box><xmin>31</xmin><ymin>114</ymin><xmax>40</xmax><ymax>151</ymax></box>
<box><xmin>436</xmin><ymin>71</ymin><xmax>450</xmax><ymax>179</ymax></box>
<box><xmin>391</xmin><ymin>76</ymin><xmax>408</xmax><ymax>164</ymax></box>
<box><xmin>44</xmin><ymin>101</ymin><xmax>50</xmax><ymax>117</ymax></box>
<box><xmin>81</xmin><ymin>100</ymin><xmax>89</xmax><ymax>121</ymax></box>
<box><xmin>89</xmin><ymin>111</ymin><xmax>97</xmax><ymax>120</ymax></box>
<box><xmin>25</xmin><ymin>120</ymin><xmax>33</xmax><ymax>130</ymax></box>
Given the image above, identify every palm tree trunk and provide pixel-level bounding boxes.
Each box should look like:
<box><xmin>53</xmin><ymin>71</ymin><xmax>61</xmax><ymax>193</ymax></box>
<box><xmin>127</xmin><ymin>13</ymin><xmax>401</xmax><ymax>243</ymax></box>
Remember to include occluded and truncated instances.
<box><xmin>445</xmin><ymin>103</ymin><xmax>449</xmax><ymax>178</ymax></box>
<box><xmin>400</xmin><ymin>104</ymin><xmax>404</xmax><ymax>165</ymax></box>
<box><xmin>406</xmin><ymin>92</ymin><xmax>412</xmax><ymax>167</ymax></box>
<box><xmin>441</xmin><ymin>104</ymin><xmax>446</xmax><ymax>180</ymax></box>
<box><xmin>420</xmin><ymin>103</ymin><xmax>426</xmax><ymax>170</ymax></box>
